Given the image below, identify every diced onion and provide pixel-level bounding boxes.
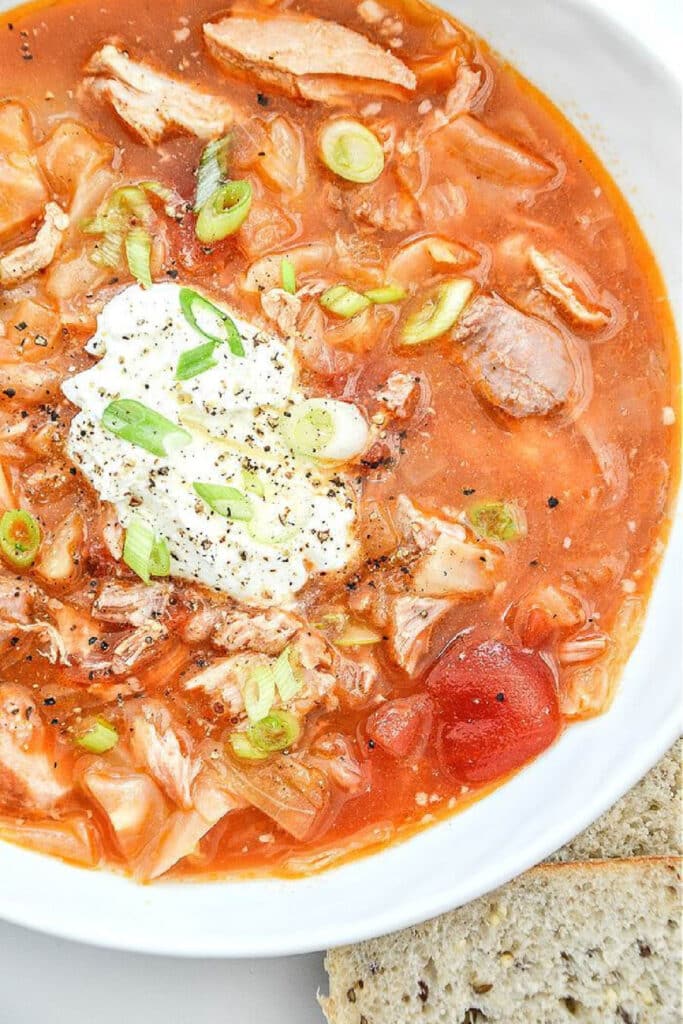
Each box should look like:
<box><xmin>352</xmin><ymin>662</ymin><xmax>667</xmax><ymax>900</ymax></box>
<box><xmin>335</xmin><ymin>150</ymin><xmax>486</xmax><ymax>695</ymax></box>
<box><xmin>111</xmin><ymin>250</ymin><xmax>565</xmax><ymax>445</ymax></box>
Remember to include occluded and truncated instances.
<box><xmin>178</xmin><ymin>288</ymin><xmax>244</xmax><ymax>356</ymax></box>
<box><xmin>364</xmin><ymin>284</ymin><xmax>407</xmax><ymax>304</ymax></box>
<box><xmin>194</xmin><ymin>135</ymin><xmax>232</xmax><ymax>212</ymax></box>
<box><xmin>468</xmin><ymin>501</ymin><xmax>527</xmax><ymax>542</ymax></box>
<box><xmin>193</xmin><ymin>482</ymin><xmax>253</xmax><ymax>521</ymax></box>
<box><xmin>123</xmin><ymin>514</ymin><xmax>170</xmax><ymax>584</ymax></box>
<box><xmin>124</xmin><ymin>227</ymin><xmax>153</xmax><ymax>289</ymax></box>
<box><xmin>102</xmin><ymin>399</ymin><xmax>192</xmax><ymax>457</ymax></box>
<box><xmin>0</xmin><ymin>509</ymin><xmax>41</xmax><ymax>569</ymax></box>
<box><xmin>243</xmin><ymin>664</ymin><xmax>276</xmax><ymax>724</ymax></box>
<box><xmin>195</xmin><ymin>181</ymin><xmax>252</xmax><ymax>243</ymax></box>
<box><xmin>320</xmin><ymin>285</ymin><xmax>372</xmax><ymax>319</ymax></box>
<box><xmin>401</xmin><ymin>278</ymin><xmax>474</xmax><ymax>345</ymax></box>
<box><xmin>75</xmin><ymin>716</ymin><xmax>119</xmax><ymax>754</ymax></box>
<box><xmin>319</xmin><ymin>118</ymin><xmax>385</xmax><ymax>184</ymax></box>
<box><xmin>247</xmin><ymin>710</ymin><xmax>301</xmax><ymax>753</ymax></box>
<box><xmin>281</xmin><ymin>257</ymin><xmax>297</xmax><ymax>295</ymax></box>
<box><xmin>282</xmin><ymin>398</ymin><xmax>369</xmax><ymax>462</ymax></box>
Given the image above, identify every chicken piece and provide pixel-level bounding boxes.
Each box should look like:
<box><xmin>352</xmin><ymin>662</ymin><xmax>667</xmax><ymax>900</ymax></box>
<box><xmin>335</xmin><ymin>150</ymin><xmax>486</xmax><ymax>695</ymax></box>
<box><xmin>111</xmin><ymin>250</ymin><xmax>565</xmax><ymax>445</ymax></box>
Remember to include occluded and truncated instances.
<box><xmin>0</xmin><ymin>685</ymin><xmax>69</xmax><ymax>811</ymax></box>
<box><xmin>110</xmin><ymin>620</ymin><xmax>168</xmax><ymax>675</ymax></box>
<box><xmin>211</xmin><ymin>606</ymin><xmax>301</xmax><ymax>656</ymax></box>
<box><xmin>0</xmin><ymin>814</ymin><xmax>100</xmax><ymax>867</ymax></box>
<box><xmin>529</xmin><ymin>247</ymin><xmax>611</xmax><ymax>329</ymax></box>
<box><xmin>204</xmin><ymin>13</ymin><xmax>416</xmax><ymax>102</ymax></box>
<box><xmin>2</xmin><ymin>620</ymin><xmax>70</xmax><ymax>665</ymax></box>
<box><xmin>0</xmin><ymin>202</ymin><xmax>69</xmax><ymax>286</ymax></box>
<box><xmin>0</xmin><ymin>101</ymin><xmax>49</xmax><ymax>243</ymax></box>
<box><xmin>389</xmin><ymin>595</ymin><xmax>454</xmax><ymax>674</ymax></box>
<box><xmin>39</xmin><ymin>120</ymin><xmax>114</xmax><ymax>202</ymax></box>
<box><xmin>453</xmin><ymin>294</ymin><xmax>577</xmax><ymax>417</ymax></box>
<box><xmin>81</xmin><ymin>761</ymin><xmax>168</xmax><ymax>860</ymax></box>
<box><xmin>0</xmin><ymin>575</ymin><xmax>37</xmax><ymax>623</ymax></box>
<box><xmin>92</xmin><ymin>580</ymin><xmax>171</xmax><ymax>626</ymax></box>
<box><xmin>82</xmin><ymin>43</ymin><xmax>236</xmax><ymax>146</ymax></box>
<box><xmin>127</xmin><ymin>701</ymin><xmax>198</xmax><ymax>809</ymax></box>
<box><xmin>376</xmin><ymin>371</ymin><xmax>419</xmax><ymax>419</ymax></box>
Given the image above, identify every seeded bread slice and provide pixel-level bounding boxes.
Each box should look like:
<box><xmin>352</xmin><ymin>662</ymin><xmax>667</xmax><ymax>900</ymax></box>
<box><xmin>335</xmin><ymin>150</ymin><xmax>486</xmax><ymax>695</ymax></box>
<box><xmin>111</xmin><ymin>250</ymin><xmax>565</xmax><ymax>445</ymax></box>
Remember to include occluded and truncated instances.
<box><xmin>322</xmin><ymin>857</ymin><xmax>682</xmax><ymax>1024</ymax></box>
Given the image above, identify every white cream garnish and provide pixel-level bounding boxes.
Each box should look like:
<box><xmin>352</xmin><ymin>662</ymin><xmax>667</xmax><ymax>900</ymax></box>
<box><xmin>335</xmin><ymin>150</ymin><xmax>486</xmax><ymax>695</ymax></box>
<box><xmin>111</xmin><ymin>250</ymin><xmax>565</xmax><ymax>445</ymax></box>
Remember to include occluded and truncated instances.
<box><xmin>62</xmin><ymin>283</ymin><xmax>367</xmax><ymax>606</ymax></box>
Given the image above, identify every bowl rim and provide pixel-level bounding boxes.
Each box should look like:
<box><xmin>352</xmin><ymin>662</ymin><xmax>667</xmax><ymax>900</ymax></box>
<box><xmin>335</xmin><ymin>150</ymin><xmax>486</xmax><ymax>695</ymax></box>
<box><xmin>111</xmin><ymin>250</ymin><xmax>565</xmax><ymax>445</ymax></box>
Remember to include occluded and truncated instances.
<box><xmin>0</xmin><ymin>0</ymin><xmax>680</xmax><ymax>957</ymax></box>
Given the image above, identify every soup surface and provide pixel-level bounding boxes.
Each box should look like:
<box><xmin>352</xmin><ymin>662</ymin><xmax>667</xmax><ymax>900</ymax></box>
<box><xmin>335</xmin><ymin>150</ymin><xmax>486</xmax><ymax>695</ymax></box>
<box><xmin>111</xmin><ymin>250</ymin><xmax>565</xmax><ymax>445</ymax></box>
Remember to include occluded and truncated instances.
<box><xmin>0</xmin><ymin>0</ymin><xmax>678</xmax><ymax>881</ymax></box>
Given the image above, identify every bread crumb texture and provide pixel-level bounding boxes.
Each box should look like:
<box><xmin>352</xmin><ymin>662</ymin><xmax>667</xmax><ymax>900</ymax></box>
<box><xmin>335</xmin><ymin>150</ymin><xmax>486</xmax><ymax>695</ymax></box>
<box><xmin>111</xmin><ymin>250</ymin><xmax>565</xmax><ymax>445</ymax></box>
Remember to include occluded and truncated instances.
<box><xmin>322</xmin><ymin>858</ymin><xmax>682</xmax><ymax>1024</ymax></box>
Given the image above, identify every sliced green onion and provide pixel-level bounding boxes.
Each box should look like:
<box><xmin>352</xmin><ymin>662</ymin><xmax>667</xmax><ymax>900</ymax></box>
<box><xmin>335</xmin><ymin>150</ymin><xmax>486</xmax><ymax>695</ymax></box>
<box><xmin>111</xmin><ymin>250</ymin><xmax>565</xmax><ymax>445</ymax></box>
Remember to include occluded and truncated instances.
<box><xmin>320</xmin><ymin>285</ymin><xmax>371</xmax><ymax>319</ymax></box>
<box><xmin>194</xmin><ymin>135</ymin><xmax>232</xmax><ymax>212</ymax></box>
<box><xmin>228</xmin><ymin>731</ymin><xmax>269</xmax><ymax>761</ymax></box>
<box><xmin>139</xmin><ymin>180</ymin><xmax>183</xmax><ymax>217</ymax></box>
<box><xmin>246</xmin><ymin>503</ymin><xmax>300</xmax><ymax>547</ymax></box>
<box><xmin>123</xmin><ymin>515</ymin><xmax>170</xmax><ymax>583</ymax></box>
<box><xmin>243</xmin><ymin>664</ymin><xmax>276</xmax><ymax>724</ymax></box>
<box><xmin>175</xmin><ymin>341</ymin><xmax>220</xmax><ymax>381</ymax></box>
<box><xmin>195</xmin><ymin>180</ymin><xmax>252</xmax><ymax>243</ymax></box>
<box><xmin>364</xmin><ymin>284</ymin><xmax>407</xmax><ymax>304</ymax></box>
<box><xmin>247</xmin><ymin>710</ymin><xmax>301</xmax><ymax>753</ymax></box>
<box><xmin>75</xmin><ymin>716</ymin><xmax>118</xmax><ymax>754</ymax></box>
<box><xmin>179</xmin><ymin>287</ymin><xmax>244</xmax><ymax>357</ymax></box>
<box><xmin>102</xmin><ymin>399</ymin><xmax>192</xmax><ymax>457</ymax></box>
<box><xmin>0</xmin><ymin>509</ymin><xmax>41</xmax><ymax>569</ymax></box>
<box><xmin>193</xmin><ymin>482</ymin><xmax>252</xmax><ymax>521</ymax></box>
<box><xmin>91</xmin><ymin>230</ymin><xmax>124</xmax><ymax>269</ymax></box>
<box><xmin>241</xmin><ymin>469</ymin><xmax>266</xmax><ymax>499</ymax></box>
<box><xmin>282</xmin><ymin>398</ymin><xmax>368</xmax><ymax>462</ymax></box>
<box><xmin>468</xmin><ymin>501</ymin><xmax>526</xmax><ymax>542</ymax></box>
<box><xmin>335</xmin><ymin>621</ymin><xmax>383</xmax><ymax>647</ymax></box>
<box><xmin>272</xmin><ymin>647</ymin><xmax>303</xmax><ymax>702</ymax></box>
<box><xmin>319</xmin><ymin>118</ymin><xmax>385</xmax><ymax>184</ymax></box>
<box><xmin>125</xmin><ymin>227</ymin><xmax>153</xmax><ymax>288</ymax></box>
<box><xmin>281</xmin><ymin>257</ymin><xmax>297</xmax><ymax>295</ymax></box>
<box><xmin>401</xmin><ymin>278</ymin><xmax>474</xmax><ymax>345</ymax></box>
<box><xmin>282</xmin><ymin>402</ymin><xmax>334</xmax><ymax>458</ymax></box>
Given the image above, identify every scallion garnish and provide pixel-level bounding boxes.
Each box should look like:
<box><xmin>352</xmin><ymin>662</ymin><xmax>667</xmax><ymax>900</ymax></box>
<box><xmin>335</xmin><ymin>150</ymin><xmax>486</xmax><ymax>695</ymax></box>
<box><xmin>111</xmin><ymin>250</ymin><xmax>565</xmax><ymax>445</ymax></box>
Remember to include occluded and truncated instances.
<box><xmin>281</xmin><ymin>257</ymin><xmax>297</xmax><ymax>295</ymax></box>
<box><xmin>320</xmin><ymin>285</ymin><xmax>371</xmax><ymax>319</ymax></box>
<box><xmin>75</xmin><ymin>716</ymin><xmax>119</xmax><ymax>754</ymax></box>
<box><xmin>0</xmin><ymin>509</ymin><xmax>41</xmax><ymax>569</ymax></box>
<box><xmin>364</xmin><ymin>284</ymin><xmax>407</xmax><ymax>304</ymax></box>
<box><xmin>193</xmin><ymin>482</ymin><xmax>252</xmax><ymax>520</ymax></box>
<box><xmin>241</xmin><ymin>469</ymin><xmax>266</xmax><ymax>498</ymax></box>
<box><xmin>243</xmin><ymin>663</ymin><xmax>276</xmax><ymax>723</ymax></box>
<box><xmin>102</xmin><ymin>399</ymin><xmax>192</xmax><ymax>457</ymax></box>
<box><xmin>228</xmin><ymin>731</ymin><xmax>269</xmax><ymax>761</ymax></box>
<box><xmin>319</xmin><ymin>118</ymin><xmax>385</xmax><ymax>184</ymax></box>
<box><xmin>123</xmin><ymin>515</ymin><xmax>171</xmax><ymax>584</ymax></box>
<box><xmin>247</xmin><ymin>710</ymin><xmax>301</xmax><ymax>752</ymax></box>
<box><xmin>175</xmin><ymin>341</ymin><xmax>220</xmax><ymax>381</ymax></box>
<box><xmin>179</xmin><ymin>288</ymin><xmax>244</xmax><ymax>355</ymax></box>
<box><xmin>401</xmin><ymin>278</ymin><xmax>474</xmax><ymax>345</ymax></box>
<box><xmin>468</xmin><ymin>501</ymin><xmax>527</xmax><ymax>542</ymax></box>
<box><xmin>282</xmin><ymin>398</ymin><xmax>368</xmax><ymax>463</ymax></box>
<box><xmin>195</xmin><ymin>180</ymin><xmax>252</xmax><ymax>243</ymax></box>
<box><xmin>124</xmin><ymin>227</ymin><xmax>153</xmax><ymax>288</ymax></box>
<box><xmin>282</xmin><ymin>401</ymin><xmax>334</xmax><ymax>458</ymax></box>
<box><xmin>272</xmin><ymin>647</ymin><xmax>303</xmax><ymax>702</ymax></box>
<box><xmin>194</xmin><ymin>135</ymin><xmax>232</xmax><ymax>213</ymax></box>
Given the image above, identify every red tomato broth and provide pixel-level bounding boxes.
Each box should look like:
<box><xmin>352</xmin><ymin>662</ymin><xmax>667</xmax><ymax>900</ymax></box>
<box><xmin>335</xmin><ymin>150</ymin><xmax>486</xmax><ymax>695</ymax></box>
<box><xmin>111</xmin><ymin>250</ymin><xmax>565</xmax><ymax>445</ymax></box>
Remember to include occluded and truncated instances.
<box><xmin>0</xmin><ymin>0</ymin><xmax>678</xmax><ymax>880</ymax></box>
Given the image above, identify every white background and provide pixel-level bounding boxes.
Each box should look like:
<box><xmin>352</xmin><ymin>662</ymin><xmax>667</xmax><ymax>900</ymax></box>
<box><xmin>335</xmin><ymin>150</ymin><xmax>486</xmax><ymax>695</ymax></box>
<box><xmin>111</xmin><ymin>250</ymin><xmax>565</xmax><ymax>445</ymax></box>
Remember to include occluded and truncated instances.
<box><xmin>0</xmin><ymin>2</ymin><xmax>679</xmax><ymax>1021</ymax></box>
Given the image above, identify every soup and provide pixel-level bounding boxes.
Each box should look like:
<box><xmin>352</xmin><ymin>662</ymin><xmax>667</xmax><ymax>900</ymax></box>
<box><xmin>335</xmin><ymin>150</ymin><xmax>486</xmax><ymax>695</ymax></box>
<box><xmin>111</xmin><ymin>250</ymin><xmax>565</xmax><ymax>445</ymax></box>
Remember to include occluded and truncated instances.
<box><xmin>0</xmin><ymin>0</ymin><xmax>678</xmax><ymax>881</ymax></box>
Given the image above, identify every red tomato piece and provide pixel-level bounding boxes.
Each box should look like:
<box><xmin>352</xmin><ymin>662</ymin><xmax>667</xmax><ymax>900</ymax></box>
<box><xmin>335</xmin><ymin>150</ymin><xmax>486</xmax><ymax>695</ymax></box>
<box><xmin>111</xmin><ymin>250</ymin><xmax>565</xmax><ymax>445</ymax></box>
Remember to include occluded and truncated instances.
<box><xmin>426</xmin><ymin>640</ymin><xmax>561</xmax><ymax>784</ymax></box>
<box><xmin>366</xmin><ymin>693</ymin><xmax>433</xmax><ymax>759</ymax></box>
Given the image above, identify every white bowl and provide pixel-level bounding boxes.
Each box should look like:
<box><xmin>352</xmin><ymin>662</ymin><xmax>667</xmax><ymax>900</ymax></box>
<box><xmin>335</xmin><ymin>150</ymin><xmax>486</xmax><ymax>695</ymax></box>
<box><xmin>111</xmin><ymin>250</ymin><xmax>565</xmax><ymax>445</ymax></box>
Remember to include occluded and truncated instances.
<box><xmin>0</xmin><ymin>0</ymin><xmax>679</xmax><ymax>956</ymax></box>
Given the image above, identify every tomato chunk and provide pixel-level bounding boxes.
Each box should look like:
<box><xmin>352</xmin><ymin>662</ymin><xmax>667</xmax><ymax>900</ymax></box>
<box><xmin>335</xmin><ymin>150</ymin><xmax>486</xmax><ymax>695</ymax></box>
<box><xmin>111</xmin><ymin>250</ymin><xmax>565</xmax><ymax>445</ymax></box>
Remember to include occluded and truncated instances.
<box><xmin>366</xmin><ymin>693</ymin><xmax>433</xmax><ymax>759</ymax></box>
<box><xmin>426</xmin><ymin>640</ymin><xmax>561</xmax><ymax>783</ymax></box>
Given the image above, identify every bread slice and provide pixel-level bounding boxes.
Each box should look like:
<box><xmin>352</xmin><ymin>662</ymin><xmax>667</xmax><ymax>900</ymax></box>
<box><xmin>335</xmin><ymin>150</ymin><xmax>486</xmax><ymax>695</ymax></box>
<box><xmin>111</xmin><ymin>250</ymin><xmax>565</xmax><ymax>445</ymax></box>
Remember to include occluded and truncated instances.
<box><xmin>552</xmin><ymin>740</ymin><xmax>682</xmax><ymax>862</ymax></box>
<box><xmin>322</xmin><ymin>857</ymin><xmax>682</xmax><ymax>1024</ymax></box>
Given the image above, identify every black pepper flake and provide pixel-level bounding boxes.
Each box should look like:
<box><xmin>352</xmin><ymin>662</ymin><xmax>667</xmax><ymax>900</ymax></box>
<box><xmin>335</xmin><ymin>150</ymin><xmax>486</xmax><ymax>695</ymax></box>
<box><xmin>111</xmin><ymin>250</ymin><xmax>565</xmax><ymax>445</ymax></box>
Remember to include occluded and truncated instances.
<box><xmin>417</xmin><ymin>980</ymin><xmax>429</xmax><ymax>1003</ymax></box>
<box><xmin>346</xmin><ymin>988</ymin><xmax>356</xmax><ymax>1004</ymax></box>
<box><xmin>495</xmin><ymin>692</ymin><xmax>505</xmax><ymax>702</ymax></box>
<box><xmin>367</xmin><ymin>739</ymin><xmax>376</xmax><ymax>750</ymax></box>
<box><xmin>256</xmin><ymin>92</ymin><xmax>269</xmax><ymax>106</ymax></box>
<box><xmin>43</xmin><ymin>696</ymin><xmax>56</xmax><ymax>706</ymax></box>
<box><xmin>2</xmin><ymin>388</ymin><xmax>16</xmax><ymax>398</ymax></box>
<box><xmin>462</xmin><ymin>487</ymin><xmax>476</xmax><ymax>495</ymax></box>
<box><xmin>547</xmin><ymin>496</ymin><xmax>560</xmax><ymax>508</ymax></box>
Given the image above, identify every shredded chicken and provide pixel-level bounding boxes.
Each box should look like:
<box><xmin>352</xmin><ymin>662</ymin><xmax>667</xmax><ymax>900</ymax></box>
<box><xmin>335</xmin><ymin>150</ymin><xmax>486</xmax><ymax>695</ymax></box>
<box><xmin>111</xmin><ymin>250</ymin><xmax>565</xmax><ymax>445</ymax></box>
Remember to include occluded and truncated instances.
<box><xmin>111</xmin><ymin>620</ymin><xmax>167</xmax><ymax>674</ymax></box>
<box><xmin>93</xmin><ymin>580</ymin><xmax>171</xmax><ymax>627</ymax></box>
<box><xmin>82</xmin><ymin>43</ymin><xmax>236</xmax><ymax>145</ymax></box>
<box><xmin>453</xmin><ymin>294</ymin><xmax>577</xmax><ymax>417</ymax></box>
<box><xmin>204</xmin><ymin>12</ymin><xmax>416</xmax><ymax>101</ymax></box>
<box><xmin>212</xmin><ymin>606</ymin><xmax>300</xmax><ymax>656</ymax></box>
<box><xmin>376</xmin><ymin>371</ymin><xmax>419</xmax><ymax>418</ymax></box>
<box><xmin>389</xmin><ymin>595</ymin><xmax>454</xmax><ymax>674</ymax></box>
<box><xmin>127</xmin><ymin>701</ymin><xmax>199</xmax><ymax>809</ymax></box>
<box><xmin>0</xmin><ymin>202</ymin><xmax>69</xmax><ymax>286</ymax></box>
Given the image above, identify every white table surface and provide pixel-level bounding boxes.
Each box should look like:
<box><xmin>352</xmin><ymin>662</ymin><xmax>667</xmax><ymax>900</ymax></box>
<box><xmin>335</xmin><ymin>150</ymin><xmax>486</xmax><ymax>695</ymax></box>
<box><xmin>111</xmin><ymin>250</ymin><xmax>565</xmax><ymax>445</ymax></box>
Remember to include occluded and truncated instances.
<box><xmin>0</xmin><ymin>3</ymin><xmax>679</xmax><ymax>1022</ymax></box>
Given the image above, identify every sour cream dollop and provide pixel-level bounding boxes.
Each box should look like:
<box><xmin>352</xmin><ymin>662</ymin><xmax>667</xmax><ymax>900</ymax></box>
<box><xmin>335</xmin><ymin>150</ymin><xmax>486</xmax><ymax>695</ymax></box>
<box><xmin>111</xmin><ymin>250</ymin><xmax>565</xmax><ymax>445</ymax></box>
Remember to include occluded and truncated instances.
<box><xmin>62</xmin><ymin>283</ymin><xmax>368</xmax><ymax>606</ymax></box>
